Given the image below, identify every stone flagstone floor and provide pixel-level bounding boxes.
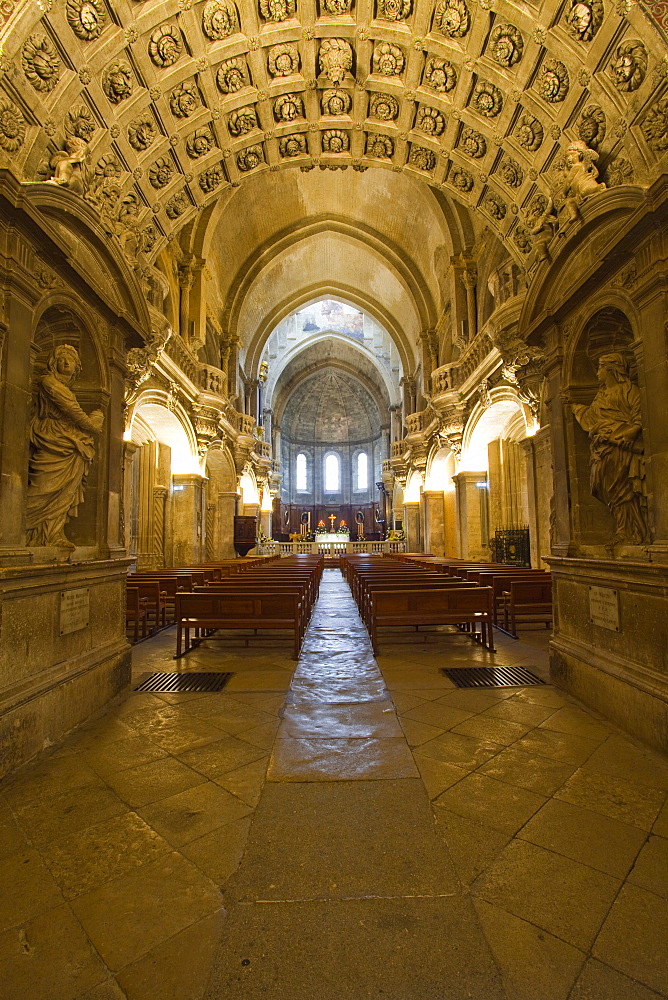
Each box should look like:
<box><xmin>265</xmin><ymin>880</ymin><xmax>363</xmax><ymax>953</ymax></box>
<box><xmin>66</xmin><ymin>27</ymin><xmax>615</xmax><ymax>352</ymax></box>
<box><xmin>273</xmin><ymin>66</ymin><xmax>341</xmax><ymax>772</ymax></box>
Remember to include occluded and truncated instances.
<box><xmin>1</xmin><ymin>568</ymin><xmax>667</xmax><ymax>999</ymax></box>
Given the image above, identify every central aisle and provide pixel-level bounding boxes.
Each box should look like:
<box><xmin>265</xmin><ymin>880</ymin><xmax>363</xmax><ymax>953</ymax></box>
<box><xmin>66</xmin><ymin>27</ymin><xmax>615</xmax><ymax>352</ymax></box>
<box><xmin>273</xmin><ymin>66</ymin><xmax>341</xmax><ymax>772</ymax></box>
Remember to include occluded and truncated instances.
<box><xmin>205</xmin><ymin>569</ymin><xmax>507</xmax><ymax>999</ymax></box>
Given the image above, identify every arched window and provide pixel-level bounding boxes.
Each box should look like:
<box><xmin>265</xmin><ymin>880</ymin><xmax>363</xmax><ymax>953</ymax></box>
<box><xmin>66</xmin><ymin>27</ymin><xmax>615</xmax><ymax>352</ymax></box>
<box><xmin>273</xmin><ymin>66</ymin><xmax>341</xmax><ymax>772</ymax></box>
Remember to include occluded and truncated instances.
<box><xmin>296</xmin><ymin>453</ymin><xmax>307</xmax><ymax>491</ymax></box>
<box><xmin>357</xmin><ymin>452</ymin><xmax>368</xmax><ymax>490</ymax></box>
<box><xmin>325</xmin><ymin>453</ymin><xmax>339</xmax><ymax>492</ymax></box>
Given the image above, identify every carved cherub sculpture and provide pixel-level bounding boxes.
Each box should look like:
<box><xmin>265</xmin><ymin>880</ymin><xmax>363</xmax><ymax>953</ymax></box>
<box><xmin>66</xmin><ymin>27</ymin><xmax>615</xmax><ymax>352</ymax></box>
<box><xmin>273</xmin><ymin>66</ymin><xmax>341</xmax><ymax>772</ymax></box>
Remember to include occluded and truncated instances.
<box><xmin>561</xmin><ymin>139</ymin><xmax>606</xmax><ymax>222</ymax></box>
<box><xmin>49</xmin><ymin>135</ymin><xmax>89</xmax><ymax>195</ymax></box>
<box><xmin>529</xmin><ymin>196</ymin><xmax>558</xmax><ymax>262</ymax></box>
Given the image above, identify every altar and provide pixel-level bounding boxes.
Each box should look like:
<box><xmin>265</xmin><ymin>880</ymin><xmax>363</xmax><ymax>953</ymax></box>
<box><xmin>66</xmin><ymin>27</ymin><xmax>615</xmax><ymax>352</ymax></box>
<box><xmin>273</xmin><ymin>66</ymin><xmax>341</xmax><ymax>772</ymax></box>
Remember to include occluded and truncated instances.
<box><xmin>317</xmin><ymin>532</ymin><xmax>349</xmax><ymax>543</ymax></box>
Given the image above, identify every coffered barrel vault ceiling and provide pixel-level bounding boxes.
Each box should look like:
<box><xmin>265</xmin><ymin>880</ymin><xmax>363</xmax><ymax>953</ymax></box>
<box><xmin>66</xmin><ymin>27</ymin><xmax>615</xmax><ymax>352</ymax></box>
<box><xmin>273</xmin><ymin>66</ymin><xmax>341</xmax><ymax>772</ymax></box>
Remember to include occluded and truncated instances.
<box><xmin>0</xmin><ymin>0</ymin><xmax>666</xmax><ymax>268</ymax></box>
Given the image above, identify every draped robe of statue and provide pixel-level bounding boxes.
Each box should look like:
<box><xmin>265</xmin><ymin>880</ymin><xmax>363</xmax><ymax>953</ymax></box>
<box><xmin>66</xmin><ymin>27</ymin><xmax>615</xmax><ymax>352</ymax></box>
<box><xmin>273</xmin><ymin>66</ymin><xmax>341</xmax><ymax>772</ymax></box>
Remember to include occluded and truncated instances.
<box><xmin>26</xmin><ymin>370</ymin><xmax>99</xmax><ymax>547</ymax></box>
<box><xmin>571</xmin><ymin>376</ymin><xmax>647</xmax><ymax>546</ymax></box>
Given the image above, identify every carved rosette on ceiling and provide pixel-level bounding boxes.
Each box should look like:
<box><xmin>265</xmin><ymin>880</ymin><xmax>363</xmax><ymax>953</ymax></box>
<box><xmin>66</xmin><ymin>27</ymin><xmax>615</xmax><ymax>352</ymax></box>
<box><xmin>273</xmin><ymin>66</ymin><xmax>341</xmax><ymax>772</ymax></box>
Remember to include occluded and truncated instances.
<box><xmin>186</xmin><ymin>127</ymin><xmax>215</xmax><ymax>158</ymax></box>
<box><xmin>376</xmin><ymin>0</ymin><xmax>411</xmax><ymax>21</ymax></box>
<box><xmin>609</xmin><ymin>40</ymin><xmax>647</xmax><ymax>93</ymax></box>
<box><xmin>268</xmin><ymin>44</ymin><xmax>300</xmax><ymax>77</ymax></box>
<box><xmin>578</xmin><ymin>105</ymin><xmax>606</xmax><ymax>148</ymax></box>
<box><xmin>471</xmin><ymin>81</ymin><xmax>503</xmax><ymax>118</ymax></box>
<box><xmin>66</xmin><ymin>0</ymin><xmax>107</xmax><ymax>40</ymax></box>
<box><xmin>142</xmin><ymin>225</ymin><xmax>158</xmax><ymax>253</ymax></box>
<box><xmin>228</xmin><ymin>106</ymin><xmax>257</xmax><ymax>136</ymax></box>
<box><xmin>322</xmin><ymin>128</ymin><xmax>349</xmax><ymax>152</ymax></box>
<box><xmin>202</xmin><ymin>0</ymin><xmax>240</xmax><ymax>39</ymax></box>
<box><xmin>515</xmin><ymin>113</ymin><xmax>544</xmax><ymax>151</ymax></box>
<box><xmin>423</xmin><ymin>56</ymin><xmax>457</xmax><ymax>93</ymax></box>
<box><xmin>511</xmin><ymin>224</ymin><xmax>531</xmax><ymax>254</ymax></box>
<box><xmin>434</xmin><ymin>0</ymin><xmax>470</xmax><ymax>38</ymax></box>
<box><xmin>0</xmin><ymin>98</ymin><xmax>26</xmax><ymax>153</ymax></box>
<box><xmin>279</xmin><ymin>133</ymin><xmax>307</xmax><ymax>157</ymax></box>
<box><xmin>22</xmin><ymin>34</ymin><xmax>61</xmax><ymax>93</ymax></box>
<box><xmin>372</xmin><ymin>42</ymin><xmax>404</xmax><ymax>76</ymax></box>
<box><xmin>449</xmin><ymin>164</ymin><xmax>473</xmax><ymax>191</ymax></box>
<box><xmin>170</xmin><ymin>82</ymin><xmax>200</xmax><ymax>119</ymax></box>
<box><xmin>409</xmin><ymin>145</ymin><xmax>436</xmax><ymax>171</ymax></box>
<box><xmin>149</xmin><ymin>156</ymin><xmax>174</xmax><ymax>188</ymax></box>
<box><xmin>563</xmin><ymin>0</ymin><xmax>603</xmax><ymax>42</ymax></box>
<box><xmin>319</xmin><ymin>89</ymin><xmax>348</xmax><ymax>115</ymax></box>
<box><xmin>237</xmin><ymin>144</ymin><xmax>264</xmax><ymax>171</ymax></box>
<box><xmin>321</xmin><ymin>0</ymin><xmax>353</xmax><ymax>10</ymax></box>
<box><xmin>103</xmin><ymin>61</ymin><xmax>133</xmax><ymax>104</ymax></box>
<box><xmin>165</xmin><ymin>189</ymin><xmax>190</xmax><ymax>219</ymax></box>
<box><xmin>537</xmin><ymin>59</ymin><xmax>569</xmax><ymax>103</ymax></box>
<box><xmin>149</xmin><ymin>24</ymin><xmax>183</xmax><ymax>68</ymax></box>
<box><xmin>128</xmin><ymin>114</ymin><xmax>156</xmax><ymax>151</ymax></box>
<box><xmin>497</xmin><ymin>156</ymin><xmax>524</xmax><ymax>189</ymax></box>
<box><xmin>642</xmin><ymin>96</ymin><xmax>668</xmax><ymax>152</ymax></box>
<box><xmin>484</xmin><ymin>191</ymin><xmax>507</xmax><ymax>220</ymax></box>
<box><xmin>217</xmin><ymin>58</ymin><xmax>248</xmax><ymax>93</ymax></box>
<box><xmin>199</xmin><ymin>162</ymin><xmax>225</xmax><ymax>190</ymax></box>
<box><xmin>488</xmin><ymin>23</ymin><xmax>523</xmax><ymax>66</ymax></box>
<box><xmin>319</xmin><ymin>39</ymin><xmax>353</xmax><ymax>86</ymax></box>
<box><xmin>367</xmin><ymin>93</ymin><xmax>397</xmax><ymax>121</ymax></box>
<box><xmin>259</xmin><ymin>0</ymin><xmax>296</xmax><ymax>21</ymax></box>
<box><xmin>366</xmin><ymin>132</ymin><xmax>394</xmax><ymax>157</ymax></box>
<box><xmin>416</xmin><ymin>105</ymin><xmax>446</xmax><ymax>135</ymax></box>
<box><xmin>459</xmin><ymin>126</ymin><xmax>487</xmax><ymax>158</ymax></box>
<box><xmin>274</xmin><ymin>93</ymin><xmax>304</xmax><ymax>121</ymax></box>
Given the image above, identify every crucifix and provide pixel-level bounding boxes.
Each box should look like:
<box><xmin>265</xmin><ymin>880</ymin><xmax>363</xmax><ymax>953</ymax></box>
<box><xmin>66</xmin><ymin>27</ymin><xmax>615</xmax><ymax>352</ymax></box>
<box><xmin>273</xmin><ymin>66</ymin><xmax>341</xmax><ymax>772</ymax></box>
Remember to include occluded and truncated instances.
<box><xmin>328</xmin><ymin>513</ymin><xmax>336</xmax><ymax>531</ymax></box>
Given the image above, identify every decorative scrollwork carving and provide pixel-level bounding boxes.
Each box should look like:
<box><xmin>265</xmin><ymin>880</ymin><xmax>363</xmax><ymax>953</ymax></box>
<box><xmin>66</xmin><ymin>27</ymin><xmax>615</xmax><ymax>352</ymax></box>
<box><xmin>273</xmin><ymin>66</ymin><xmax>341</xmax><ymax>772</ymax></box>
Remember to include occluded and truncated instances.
<box><xmin>149</xmin><ymin>156</ymin><xmax>174</xmax><ymax>189</ymax></box>
<box><xmin>165</xmin><ymin>189</ymin><xmax>190</xmax><ymax>218</ymax></box>
<box><xmin>66</xmin><ymin>0</ymin><xmax>107</xmax><ymax>40</ymax></box>
<box><xmin>498</xmin><ymin>156</ymin><xmax>524</xmax><ymax>188</ymax></box>
<box><xmin>128</xmin><ymin>114</ymin><xmax>156</xmax><ymax>151</ymax></box>
<box><xmin>259</xmin><ymin>0</ymin><xmax>296</xmax><ymax>21</ymax></box>
<box><xmin>471</xmin><ymin>80</ymin><xmax>503</xmax><ymax>117</ymax></box>
<box><xmin>274</xmin><ymin>93</ymin><xmax>304</xmax><ymax>121</ymax></box>
<box><xmin>484</xmin><ymin>191</ymin><xmax>507</xmax><ymax>220</ymax></box>
<box><xmin>605</xmin><ymin>155</ymin><xmax>633</xmax><ymax>186</ymax></box>
<box><xmin>149</xmin><ymin>24</ymin><xmax>183</xmax><ymax>68</ymax></box>
<box><xmin>423</xmin><ymin>56</ymin><xmax>457</xmax><ymax>93</ymax></box>
<box><xmin>199</xmin><ymin>162</ymin><xmax>225</xmax><ymax>191</ymax></box>
<box><xmin>609</xmin><ymin>40</ymin><xmax>647</xmax><ymax>94</ymax></box>
<box><xmin>279</xmin><ymin>133</ymin><xmax>307</xmax><ymax>156</ymax></box>
<box><xmin>537</xmin><ymin>58</ymin><xmax>569</xmax><ymax>103</ymax></box>
<box><xmin>459</xmin><ymin>126</ymin><xmax>487</xmax><ymax>158</ymax></box>
<box><xmin>450</xmin><ymin>165</ymin><xmax>474</xmax><ymax>191</ymax></box>
<box><xmin>268</xmin><ymin>44</ymin><xmax>300</xmax><ymax>77</ymax></box>
<box><xmin>228</xmin><ymin>106</ymin><xmax>257</xmax><ymax>136</ymax></box>
<box><xmin>515</xmin><ymin>113</ymin><xmax>544</xmax><ymax>151</ymax></box>
<box><xmin>186</xmin><ymin>127</ymin><xmax>215</xmax><ymax>158</ymax></box>
<box><xmin>368</xmin><ymin>92</ymin><xmax>398</xmax><ymax>120</ymax></box>
<box><xmin>564</xmin><ymin>0</ymin><xmax>603</xmax><ymax>41</ymax></box>
<box><xmin>488</xmin><ymin>23</ymin><xmax>523</xmax><ymax>67</ymax></box>
<box><xmin>319</xmin><ymin>38</ymin><xmax>353</xmax><ymax>85</ymax></box>
<box><xmin>376</xmin><ymin>0</ymin><xmax>411</xmax><ymax>20</ymax></box>
<box><xmin>434</xmin><ymin>0</ymin><xmax>470</xmax><ymax>37</ymax></box>
<box><xmin>0</xmin><ymin>98</ymin><xmax>26</xmax><ymax>152</ymax></box>
<box><xmin>409</xmin><ymin>145</ymin><xmax>436</xmax><ymax>171</ymax></box>
<box><xmin>415</xmin><ymin>105</ymin><xmax>446</xmax><ymax>136</ymax></box>
<box><xmin>578</xmin><ymin>105</ymin><xmax>606</xmax><ymax>148</ymax></box>
<box><xmin>22</xmin><ymin>34</ymin><xmax>61</xmax><ymax>93</ymax></box>
<box><xmin>103</xmin><ymin>61</ymin><xmax>133</xmax><ymax>104</ymax></box>
<box><xmin>216</xmin><ymin>58</ymin><xmax>248</xmax><ymax>93</ymax></box>
<box><xmin>322</xmin><ymin>128</ymin><xmax>349</xmax><ymax>151</ymax></box>
<box><xmin>237</xmin><ymin>144</ymin><xmax>264</xmax><ymax>171</ymax></box>
<box><xmin>202</xmin><ymin>0</ymin><xmax>239</xmax><ymax>39</ymax></box>
<box><xmin>366</xmin><ymin>132</ymin><xmax>394</xmax><ymax>157</ymax></box>
<box><xmin>170</xmin><ymin>82</ymin><xmax>200</xmax><ymax>119</ymax></box>
<box><xmin>641</xmin><ymin>96</ymin><xmax>668</xmax><ymax>152</ymax></box>
<box><xmin>320</xmin><ymin>89</ymin><xmax>351</xmax><ymax>115</ymax></box>
<box><xmin>372</xmin><ymin>41</ymin><xmax>404</xmax><ymax>76</ymax></box>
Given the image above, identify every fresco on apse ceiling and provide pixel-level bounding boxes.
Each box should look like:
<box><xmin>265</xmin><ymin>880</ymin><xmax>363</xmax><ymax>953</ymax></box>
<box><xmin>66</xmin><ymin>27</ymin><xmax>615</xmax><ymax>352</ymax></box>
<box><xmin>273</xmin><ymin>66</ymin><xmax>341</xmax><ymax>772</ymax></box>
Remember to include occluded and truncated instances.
<box><xmin>297</xmin><ymin>300</ymin><xmax>364</xmax><ymax>341</ymax></box>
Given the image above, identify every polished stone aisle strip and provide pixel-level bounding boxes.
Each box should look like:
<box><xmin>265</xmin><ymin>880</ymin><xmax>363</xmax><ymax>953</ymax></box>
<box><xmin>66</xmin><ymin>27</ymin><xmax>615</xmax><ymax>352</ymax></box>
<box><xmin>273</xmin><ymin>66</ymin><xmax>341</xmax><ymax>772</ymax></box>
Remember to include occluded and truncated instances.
<box><xmin>205</xmin><ymin>569</ymin><xmax>507</xmax><ymax>999</ymax></box>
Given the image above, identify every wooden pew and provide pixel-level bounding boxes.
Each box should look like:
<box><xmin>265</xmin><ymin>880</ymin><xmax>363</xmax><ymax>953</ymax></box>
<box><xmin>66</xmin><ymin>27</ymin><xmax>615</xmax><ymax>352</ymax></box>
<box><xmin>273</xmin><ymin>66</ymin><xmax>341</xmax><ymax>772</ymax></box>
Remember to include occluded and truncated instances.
<box><xmin>502</xmin><ymin>579</ymin><xmax>553</xmax><ymax>637</ymax></box>
<box><xmin>368</xmin><ymin>587</ymin><xmax>495</xmax><ymax>653</ymax></box>
<box><xmin>175</xmin><ymin>591</ymin><xmax>304</xmax><ymax>659</ymax></box>
<box><xmin>125</xmin><ymin>587</ymin><xmax>149</xmax><ymax>643</ymax></box>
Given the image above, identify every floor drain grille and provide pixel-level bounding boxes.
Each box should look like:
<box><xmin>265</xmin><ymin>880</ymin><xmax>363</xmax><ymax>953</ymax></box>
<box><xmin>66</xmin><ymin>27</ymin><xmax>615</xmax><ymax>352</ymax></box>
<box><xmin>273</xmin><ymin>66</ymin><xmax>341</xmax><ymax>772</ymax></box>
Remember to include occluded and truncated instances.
<box><xmin>441</xmin><ymin>666</ymin><xmax>546</xmax><ymax>688</ymax></box>
<box><xmin>134</xmin><ymin>672</ymin><xmax>233</xmax><ymax>693</ymax></box>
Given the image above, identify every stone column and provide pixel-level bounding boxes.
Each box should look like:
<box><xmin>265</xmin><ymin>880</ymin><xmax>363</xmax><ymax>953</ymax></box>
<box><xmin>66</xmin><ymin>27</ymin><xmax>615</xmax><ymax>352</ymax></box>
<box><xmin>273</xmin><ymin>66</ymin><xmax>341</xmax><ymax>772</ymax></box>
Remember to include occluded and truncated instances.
<box><xmin>178</xmin><ymin>265</ymin><xmax>194</xmax><ymax>343</ymax></box>
<box><xmin>152</xmin><ymin>486</ymin><xmax>168</xmax><ymax>567</ymax></box>
<box><xmin>260</xmin><ymin>509</ymin><xmax>272</xmax><ymax>539</ymax></box>
<box><xmin>521</xmin><ymin>428</ymin><xmax>553</xmax><ymax>569</ymax></box>
<box><xmin>0</xmin><ymin>294</ymin><xmax>34</xmax><ymax>561</ymax></box>
<box><xmin>461</xmin><ymin>267</ymin><xmax>478</xmax><ymax>344</ymax></box>
<box><xmin>171</xmin><ymin>473</ymin><xmax>205</xmax><ymax>565</ymax></box>
<box><xmin>205</xmin><ymin>501</ymin><xmax>216</xmax><ymax>561</ymax></box>
<box><xmin>423</xmin><ymin>490</ymin><xmax>445</xmax><ymax>556</ymax></box>
<box><xmin>453</xmin><ymin>471</ymin><xmax>489</xmax><ymax>559</ymax></box>
<box><xmin>403</xmin><ymin>501</ymin><xmax>421</xmax><ymax>552</ymax></box>
<box><xmin>245</xmin><ymin>378</ymin><xmax>260</xmax><ymax>420</ymax></box>
<box><xmin>542</xmin><ymin>341</ymin><xmax>571</xmax><ymax>556</ymax></box>
<box><xmin>389</xmin><ymin>405</ymin><xmax>402</xmax><ymax>442</ymax></box>
<box><xmin>443</xmin><ymin>489</ymin><xmax>458</xmax><ymax>556</ymax></box>
<box><xmin>137</xmin><ymin>442</ymin><xmax>157</xmax><ymax>569</ymax></box>
<box><xmin>216</xmin><ymin>490</ymin><xmax>237</xmax><ymax>558</ymax></box>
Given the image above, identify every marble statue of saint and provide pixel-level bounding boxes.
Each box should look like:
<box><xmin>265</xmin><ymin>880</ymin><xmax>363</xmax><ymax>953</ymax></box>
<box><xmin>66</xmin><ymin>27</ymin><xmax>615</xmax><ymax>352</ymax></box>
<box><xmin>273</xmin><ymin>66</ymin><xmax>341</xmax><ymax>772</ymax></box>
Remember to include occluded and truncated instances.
<box><xmin>26</xmin><ymin>345</ymin><xmax>104</xmax><ymax>549</ymax></box>
<box><xmin>563</xmin><ymin>352</ymin><xmax>648</xmax><ymax>549</ymax></box>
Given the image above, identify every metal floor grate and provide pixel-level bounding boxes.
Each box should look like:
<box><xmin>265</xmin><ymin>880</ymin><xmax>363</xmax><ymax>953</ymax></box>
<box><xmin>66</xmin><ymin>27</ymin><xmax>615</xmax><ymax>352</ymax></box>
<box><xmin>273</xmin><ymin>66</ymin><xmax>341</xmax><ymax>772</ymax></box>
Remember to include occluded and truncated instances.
<box><xmin>441</xmin><ymin>666</ymin><xmax>546</xmax><ymax>688</ymax></box>
<box><xmin>134</xmin><ymin>672</ymin><xmax>234</xmax><ymax>693</ymax></box>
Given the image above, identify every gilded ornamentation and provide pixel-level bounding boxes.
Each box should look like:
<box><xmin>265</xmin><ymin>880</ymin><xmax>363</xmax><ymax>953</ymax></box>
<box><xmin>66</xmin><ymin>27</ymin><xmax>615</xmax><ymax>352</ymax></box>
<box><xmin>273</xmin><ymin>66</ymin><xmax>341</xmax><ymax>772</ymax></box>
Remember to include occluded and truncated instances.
<box><xmin>26</xmin><ymin>345</ymin><xmax>104</xmax><ymax>550</ymax></box>
<box><xmin>186</xmin><ymin>127</ymin><xmax>215</xmax><ymax>158</ymax></box>
<box><xmin>498</xmin><ymin>156</ymin><xmax>523</xmax><ymax>188</ymax></box>
<box><xmin>564</xmin><ymin>0</ymin><xmax>603</xmax><ymax>41</ymax></box>
<box><xmin>202</xmin><ymin>0</ymin><xmax>239</xmax><ymax>39</ymax></box>
<box><xmin>488</xmin><ymin>23</ymin><xmax>523</xmax><ymax>66</ymax></box>
<box><xmin>237</xmin><ymin>144</ymin><xmax>264</xmax><ymax>170</ymax></box>
<box><xmin>459</xmin><ymin>127</ymin><xmax>487</xmax><ymax>158</ymax></box>
<box><xmin>450</xmin><ymin>165</ymin><xmax>473</xmax><ymax>191</ymax></box>
<box><xmin>170</xmin><ymin>82</ymin><xmax>199</xmax><ymax>118</ymax></box>
<box><xmin>0</xmin><ymin>98</ymin><xmax>26</xmax><ymax>152</ymax></box>
<box><xmin>228</xmin><ymin>106</ymin><xmax>257</xmax><ymax>135</ymax></box>
<box><xmin>471</xmin><ymin>81</ymin><xmax>503</xmax><ymax>117</ymax></box>
<box><xmin>165</xmin><ymin>189</ymin><xmax>190</xmax><ymax>218</ymax></box>
<box><xmin>515</xmin><ymin>113</ymin><xmax>544</xmax><ymax>151</ymax></box>
<box><xmin>22</xmin><ymin>34</ymin><xmax>61</xmax><ymax>93</ymax></box>
<box><xmin>369</xmin><ymin>92</ymin><xmax>398</xmax><ymax>120</ymax></box>
<box><xmin>268</xmin><ymin>44</ymin><xmax>300</xmax><ymax>77</ymax></box>
<box><xmin>216</xmin><ymin>58</ymin><xmax>248</xmax><ymax>93</ymax></box>
<box><xmin>416</xmin><ymin>106</ymin><xmax>445</xmax><ymax>135</ymax></box>
<box><xmin>537</xmin><ymin>59</ymin><xmax>569</xmax><ymax>103</ymax></box>
<box><xmin>641</xmin><ymin>96</ymin><xmax>668</xmax><ymax>152</ymax></box>
<box><xmin>149</xmin><ymin>25</ymin><xmax>183</xmax><ymax>68</ymax></box>
<box><xmin>274</xmin><ymin>93</ymin><xmax>304</xmax><ymax>121</ymax></box>
<box><xmin>434</xmin><ymin>0</ymin><xmax>470</xmax><ymax>37</ymax></box>
<box><xmin>259</xmin><ymin>0</ymin><xmax>296</xmax><ymax>21</ymax></box>
<box><xmin>578</xmin><ymin>105</ymin><xmax>606</xmax><ymax>147</ymax></box>
<box><xmin>423</xmin><ymin>56</ymin><xmax>457</xmax><ymax>93</ymax></box>
<box><xmin>128</xmin><ymin>111</ymin><xmax>157</xmax><ymax>152</ymax></box>
<box><xmin>66</xmin><ymin>0</ymin><xmax>106</xmax><ymax>41</ymax></box>
<box><xmin>372</xmin><ymin>42</ymin><xmax>404</xmax><ymax>76</ymax></box>
<box><xmin>609</xmin><ymin>40</ymin><xmax>647</xmax><ymax>93</ymax></box>
<box><xmin>199</xmin><ymin>162</ymin><xmax>225</xmax><ymax>190</ymax></box>
<box><xmin>322</xmin><ymin>128</ymin><xmax>349</xmax><ymax>151</ymax></box>
<box><xmin>279</xmin><ymin>133</ymin><xmax>307</xmax><ymax>156</ymax></box>
<box><xmin>563</xmin><ymin>353</ymin><xmax>648</xmax><ymax>548</ymax></box>
<box><xmin>485</xmin><ymin>191</ymin><xmax>507</xmax><ymax>219</ymax></box>
<box><xmin>366</xmin><ymin>132</ymin><xmax>394</xmax><ymax>157</ymax></box>
<box><xmin>319</xmin><ymin>39</ymin><xmax>353</xmax><ymax>85</ymax></box>
<box><xmin>149</xmin><ymin>156</ymin><xmax>174</xmax><ymax>188</ymax></box>
<box><xmin>376</xmin><ymin>0</ymin><xmax>411</xmax><ymax>20</ymax></box>
<box><xmin>409</xmin><ymin>145</ymin><xmax>436</xmax><ymax>171</ymax></box>
<box><xmin>103</xmin><ymin>61</ymin><xmax>133</xmax><ymax>104</ymax></box>
<box><xmin>321</xmin><ymin>0</ymin><xmax>353</xmax><ymax>11</ymax></box>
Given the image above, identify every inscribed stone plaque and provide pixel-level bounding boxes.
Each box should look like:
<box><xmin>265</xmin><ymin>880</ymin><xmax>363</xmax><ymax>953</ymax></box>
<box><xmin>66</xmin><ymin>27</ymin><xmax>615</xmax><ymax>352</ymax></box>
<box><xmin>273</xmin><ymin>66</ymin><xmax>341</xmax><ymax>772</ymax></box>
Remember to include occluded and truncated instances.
<box><xmin>60</xmin><ymin>588</ymin><xmax>90</xmax><ymax>635</ymax></box>
<box><xmin>589</xmin><ymin>586</ymin><xmax>620</xmax><ymax>632</ymax></box>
